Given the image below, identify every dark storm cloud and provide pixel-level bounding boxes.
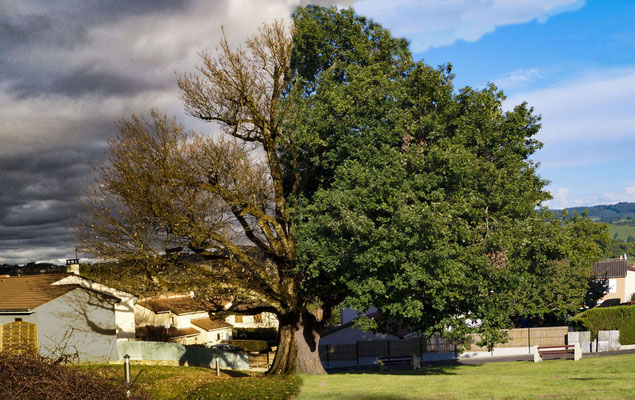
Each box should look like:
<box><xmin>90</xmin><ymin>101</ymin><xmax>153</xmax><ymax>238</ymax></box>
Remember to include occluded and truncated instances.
<box><xmin>0</xmin><ymin>0</ymin><xmax>193</xmax><ymax>98</ymax></box>
<box><xmin>49</xmin><ymin>66</ymin><xmax>163</xmax><ymax>98</ymax></box>
<box><xmin>0</xmin><ymin>142</ymin><xmax>105</xmax><ymax>262</ymax></box>
<box><xmin>0</xmin><ymin>0</ymin><xmax>348</xmax><ymax>264</ymax></box>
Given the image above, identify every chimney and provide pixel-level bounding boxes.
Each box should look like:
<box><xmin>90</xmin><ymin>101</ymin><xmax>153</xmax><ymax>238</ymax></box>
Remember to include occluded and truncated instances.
<box><xmin>66</xmin><ymin>258</ymin><xmax>80</xmax><ymax>275</ymax></box>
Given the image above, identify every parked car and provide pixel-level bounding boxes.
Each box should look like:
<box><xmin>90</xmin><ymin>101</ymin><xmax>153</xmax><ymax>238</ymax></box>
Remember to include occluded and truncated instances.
<box><xmin>209</xmin><ymin>343</ymin><xmax>243</xmax><ymax>352</ymax></box>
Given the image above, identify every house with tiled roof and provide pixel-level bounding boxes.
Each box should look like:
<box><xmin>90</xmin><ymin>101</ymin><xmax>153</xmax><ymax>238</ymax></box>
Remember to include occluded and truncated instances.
<box><xmin>0</xmin><ymin>273</ymin><xmax>119</xmax><ymax>362</ymax></box>
<box><xmin>592</xmin><ymin>257</ymin><xmax>635</xmax><ymax>305</ymax></box>
<box><xmin>134</xmin><ymin>293</ymin><xmax>277</xmax><ymax>345</ymax></box>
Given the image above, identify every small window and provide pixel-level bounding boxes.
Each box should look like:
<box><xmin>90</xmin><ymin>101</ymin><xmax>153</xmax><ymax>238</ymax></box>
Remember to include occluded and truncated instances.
<box><xmin>217</xmin><ymin>333</ymin><xmax>221</xmax><ymax>341</ymax></box>
<box><xmin>15</xmin><ymin>318</ymin><xmax>22</xmax><ymax>322</ymax></box>
<box><xmin>235</xmin><ymin>315</ymin><xmax>243</xmax><ymax>323</ymax></box>
<box><xmin>608</xmin><ymin>279</ymin><xmax>617</xmax><ymax>294</ymax></box>
<box><xmin>254</xmin><ymin>313</ymin><xmax>262</xmax><ymax>323</ymax></box>
<box><xmin>170</xmin><ymin>316</ymin><xmax>175</xmax><ymax>325</ymax></box>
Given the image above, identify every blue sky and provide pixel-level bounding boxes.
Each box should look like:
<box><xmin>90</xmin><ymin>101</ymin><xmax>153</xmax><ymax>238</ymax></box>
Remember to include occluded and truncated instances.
<box><xmin>352</xmin><ymin>0</ymin><xmax>635</xmax><ymax>208</ymax></box>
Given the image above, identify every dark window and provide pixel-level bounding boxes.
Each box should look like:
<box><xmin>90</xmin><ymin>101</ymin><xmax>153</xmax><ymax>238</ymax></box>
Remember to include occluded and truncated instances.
<box><xmin>15</xmin><ymin>318</ymin><xmax>22</xmax><ymax>321</ymax></box>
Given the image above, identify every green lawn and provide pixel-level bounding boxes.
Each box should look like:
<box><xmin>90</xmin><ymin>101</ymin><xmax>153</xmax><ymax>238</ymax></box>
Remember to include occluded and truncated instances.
<box><xmin>78</xmin><ymin>355</ymin><xmax>635</xmax><ymax>399</ymax></box>
<box><xmin>300</xmin><ymin>354</ymin><xmax>635</xmax><ymax>400</ymax></box>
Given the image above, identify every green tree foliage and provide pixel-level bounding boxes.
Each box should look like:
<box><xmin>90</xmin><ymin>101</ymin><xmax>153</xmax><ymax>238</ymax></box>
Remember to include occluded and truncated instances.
<box><xmin>289</xmin><ymin>6</ymin><xmax>609</xmax><ymax>348</ymax></box>
<box><xmin>77</xmin><ymin>6</ymin><xmax>615</xmax><ymax>373</ymax></box>
<box><xmin>610</xmin><ymin>237</ymin><xmax>634</xmax><ymax>258</ymax></box>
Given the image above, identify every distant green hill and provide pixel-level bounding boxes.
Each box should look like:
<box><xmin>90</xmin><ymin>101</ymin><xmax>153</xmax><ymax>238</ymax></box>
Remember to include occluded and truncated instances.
<box><xmin>552</xmin><ymin>202</ymin><xmax>635</xmax><ymax>223</ymax></box>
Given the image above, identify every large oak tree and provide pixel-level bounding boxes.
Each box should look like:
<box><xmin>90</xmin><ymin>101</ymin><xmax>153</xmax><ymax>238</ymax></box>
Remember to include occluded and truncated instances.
<box><xmin>76</xmin><ymin>6</ymin><xmax>607</xmax><ymax>374</ymax></box>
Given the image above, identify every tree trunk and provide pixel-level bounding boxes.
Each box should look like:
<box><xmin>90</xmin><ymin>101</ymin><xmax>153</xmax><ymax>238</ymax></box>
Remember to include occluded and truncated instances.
<box><xmin>267</xmin><ymin>311</ymin><xmax>326</xmax><ymax>375</ymax></box>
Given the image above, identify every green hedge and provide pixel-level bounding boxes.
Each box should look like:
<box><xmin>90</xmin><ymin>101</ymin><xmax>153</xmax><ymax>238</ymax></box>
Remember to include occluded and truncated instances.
<box><xmin>571</xmin><ymin>304</ymin><xmax>635</xmax><ymax>344</ymax></box>
<box><xmin>232</xmin><ymin>328</ymin><xmax>278</xmax><ymax>341</ymax></box>
<box><xmin>226</xmin><ymin>339</ymin><xmax>269</xmax><ymax>353</ymax></box>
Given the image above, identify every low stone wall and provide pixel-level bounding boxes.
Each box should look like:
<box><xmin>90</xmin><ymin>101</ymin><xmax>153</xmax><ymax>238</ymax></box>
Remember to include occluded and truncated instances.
<box><xmin>117</xmin><ymin>340</ymin><xmax>249</xmax><ymax>370</ymax></box>
<box><xmin>567</xmin><ymin>330</ymin><xmax>620</xmax><ymax>353</ymax></box>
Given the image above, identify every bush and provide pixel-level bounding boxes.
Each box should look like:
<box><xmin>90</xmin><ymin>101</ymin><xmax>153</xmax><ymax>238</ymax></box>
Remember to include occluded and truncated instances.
<box><xmin>232</xmin><ymin>327</ymin><xmax>278</xmax><ymax>341</ymax></box>
<box><xmin>0</xmin><ymin>351</ymin><xmax>148</xmax><ymax>400</ymax></box>
<box><xmin>571</xmin><ymin>304</ymin><xmax>635</xmax><ymax>344</ymax></box>
<box><xmin>226</xmin><ymin>339</ymin><xmax>269</xmax><ymax>352</ymax></box>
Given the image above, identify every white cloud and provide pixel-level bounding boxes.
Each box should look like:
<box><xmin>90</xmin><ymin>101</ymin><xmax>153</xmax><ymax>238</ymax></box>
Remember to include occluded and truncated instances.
<box><xmin>547</xmin><ymin>187</ymin><xmax>570</xmax><ymax>209</ymax></box>
<box><xmin>546</xmin><ymin>186</ymin><xmax>635</xmax><ymax>209</ymax></box>
<box><xmin>494</xmin><ymin>68</ymin><xmax>542</xmax><ymax>90</ymax></box>
<box><xmin>506</xmin><ymin>68</ymin><xmax>635</xmax><ymax>168</ymax></box>
<box><xmin>350</xmin><ymin>0</ymin><xmax>584</xmax><ymax>52</ymax></box>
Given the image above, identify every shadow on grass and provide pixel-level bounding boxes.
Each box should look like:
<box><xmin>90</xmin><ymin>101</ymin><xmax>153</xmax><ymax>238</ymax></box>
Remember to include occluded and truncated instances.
<box><xmin>220</xmin><ymin>369</ymin><xmax>252</xmax><ymax>378</ymax></box>
<box><xmin>329</xmin><ymin>361</ymin><xmax>479</xmax><ymax>376</ymax></box>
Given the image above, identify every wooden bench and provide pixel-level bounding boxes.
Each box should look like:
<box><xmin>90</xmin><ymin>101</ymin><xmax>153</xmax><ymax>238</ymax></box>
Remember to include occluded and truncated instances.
<box><xmin>533</xmin><ymin>344</ymin><xmax>581</xmax><ymax>362</ymax></box>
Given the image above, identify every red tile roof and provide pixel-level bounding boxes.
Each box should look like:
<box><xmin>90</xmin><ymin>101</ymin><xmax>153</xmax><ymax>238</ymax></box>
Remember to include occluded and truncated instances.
<box><xmin>0</xmin><ymin>274</ymin><xmax>77</xmax><ymax>311</ymax></box>
<box><xmin>137</xmin><ymin>296</ymin><xmax>208</xmax><ymax>315</ymax></box>
<box><xmin>191</xmin><ymin>317</ymin><xmax>232</xmax><ymax>331</ymax></box>
<box><xmin>592</xmin><ymin>259</ymin><xmax>628</xmax><ymax>279</ymax></box>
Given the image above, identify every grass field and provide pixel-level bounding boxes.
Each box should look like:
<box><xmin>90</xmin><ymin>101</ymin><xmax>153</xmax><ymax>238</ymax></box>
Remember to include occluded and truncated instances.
<box><xmin>300</xmin><ymin>354</ymin><xmax>635</xmax><ymax>400</ymax></box>
<box><xmin>609</xmin><ymin>222</ymin><xmax>635</xmax><ymax>241</ymax></box>
<box><xmin>78</xmin><ymin>354</ymin><xmax>635</xmax><ymax>399</ymax></box>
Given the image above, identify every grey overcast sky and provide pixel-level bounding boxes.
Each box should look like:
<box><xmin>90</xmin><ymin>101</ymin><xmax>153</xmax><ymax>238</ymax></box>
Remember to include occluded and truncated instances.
<box><xmin>0</xmin><ymin>0</ymin><xmax>358</xmax><ymax>264</ymax></box>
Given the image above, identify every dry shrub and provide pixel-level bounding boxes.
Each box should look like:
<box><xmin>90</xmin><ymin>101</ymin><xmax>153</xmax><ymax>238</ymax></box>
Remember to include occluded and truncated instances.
<box><xmin>0</xmin><ymin>351</ymin><xmax>148</xmax><ymax>400</ymax></box>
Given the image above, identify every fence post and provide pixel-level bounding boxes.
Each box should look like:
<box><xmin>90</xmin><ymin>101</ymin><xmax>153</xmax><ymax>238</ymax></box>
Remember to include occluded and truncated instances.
<box><xmin>356</xmin><ymin>341</ymin><xmax>359</xmax><ymax>366</ymax></box>
<box><xmin>326</xmin><ymin>345</ymin><xmax>330</xmax><ymax>368</ymax></box>
<box><xmin>528</xmin><ymin>327</ymin><xmax>531</xmax><ymax>354</ymax></box>
<box><xmin>123</xmin><ymin>354</ymin><xmax>131</xmax><ymax>398</ymax></box>
<box><xmin>595</xmin><ymin>335</ymin><xmax>599</xmax><ymax>353</ymax></box>
<box><xmin>422</xmin><ymin>335</ymin><xmax>427</xmax><ymax>355</ymax></box>
<box><xmin>386</xmin><ymin>340</ymin><xmax>390</xmax><ymax>359</ymax></box>
<box><xmin>123</xmin><ymin>354</ymin><xmax>131</xmax><ymax>384</ymax></box>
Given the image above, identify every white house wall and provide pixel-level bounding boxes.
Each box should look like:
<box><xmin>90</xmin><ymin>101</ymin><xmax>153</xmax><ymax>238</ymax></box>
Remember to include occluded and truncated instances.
<box><xmin>226</xmin><ymin>312</ymin><xmax>278</xmax><ymax>329</ymax></box>
<box><xmin>53</xmin><ymin>275</ymin><xmax>137</xmax><ymax>340</ymax></box>
<box><xmin>0</xmin><ymin>288</ymin><xmax>119</xmax><ymax>363</ymax></box>
<box><xmin>625</xmin><ymin>271</ymin><xmax>635</xmax><ymax>302</ymax></box>
<box><xmin>175</xmin><ymin>312</ymin><xmax>208</xmax><ymax>329</ymax></box>
<box><xmin>135</xmin><ymin>304</ymin><xmax>169</xmax><ymax>327</ymax></box>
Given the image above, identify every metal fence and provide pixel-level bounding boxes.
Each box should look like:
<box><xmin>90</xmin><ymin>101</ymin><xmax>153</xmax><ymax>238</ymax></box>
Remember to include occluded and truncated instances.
<box><xmin>319</xmin><ymin>326</ymin><xmax>568</xmax><ymax>367</ymax></box>
<box><xmin>319</xmin><ymin>336</ymin><xmax>456</xmax><ymax>365</ymax></box>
